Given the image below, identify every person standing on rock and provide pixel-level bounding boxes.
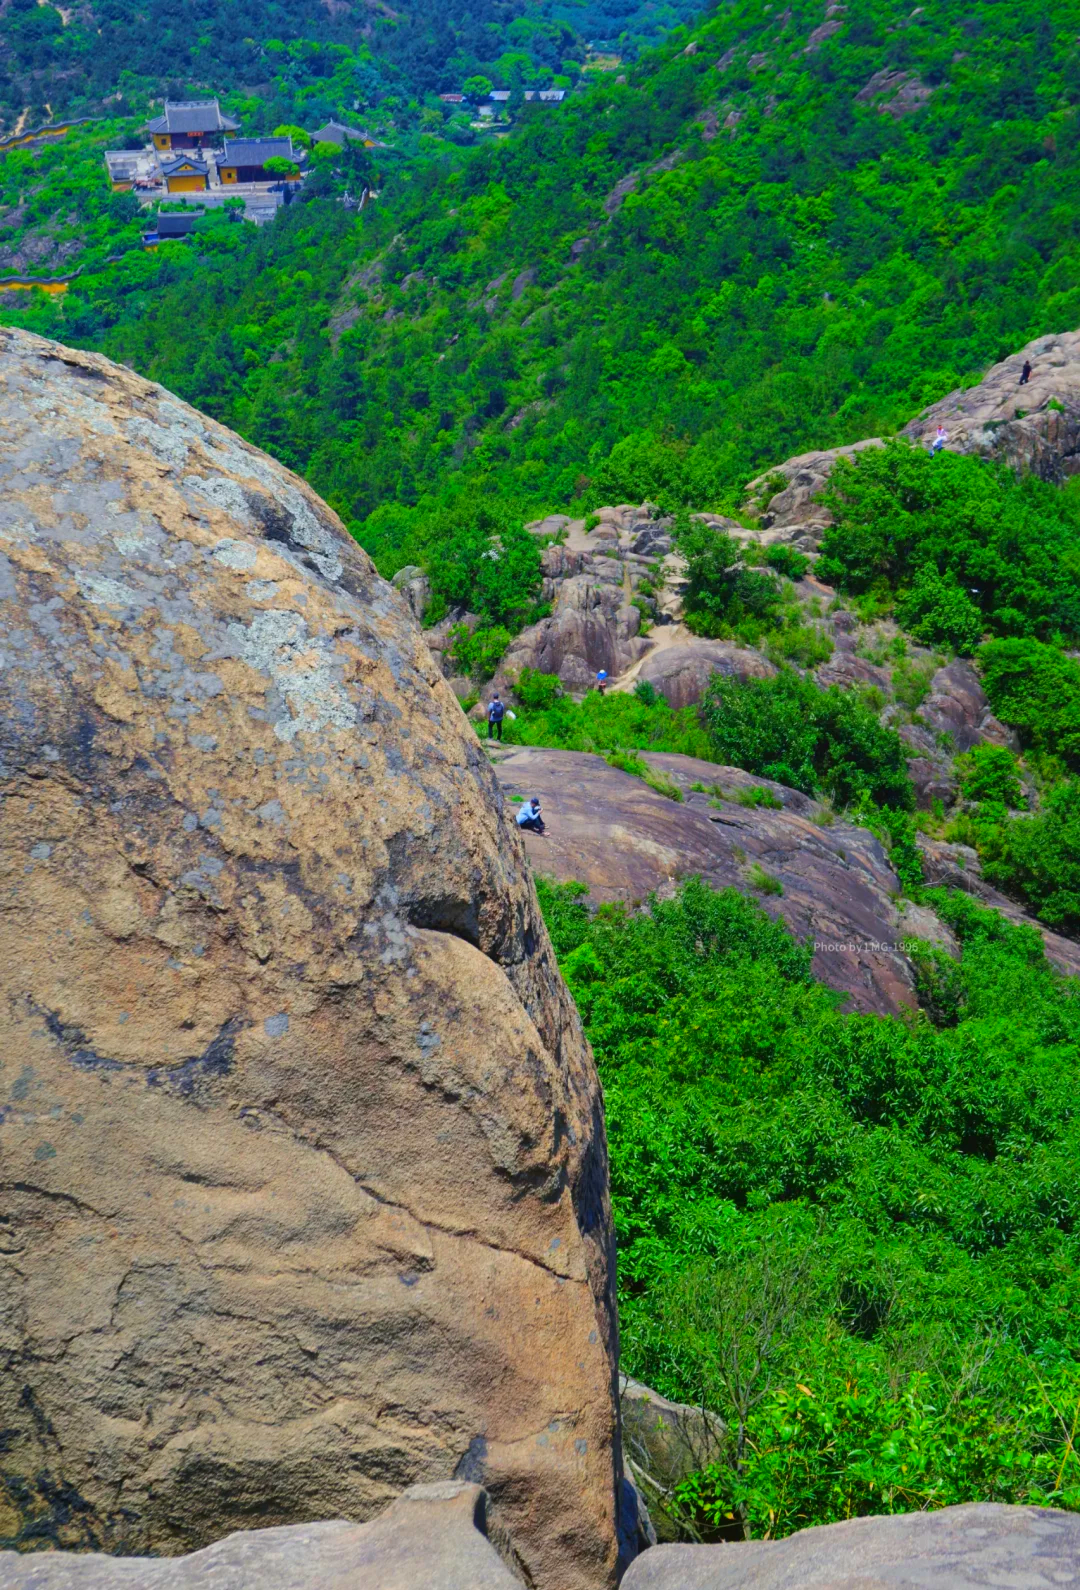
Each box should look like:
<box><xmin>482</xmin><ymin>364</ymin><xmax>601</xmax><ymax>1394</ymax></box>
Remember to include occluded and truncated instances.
<box><xmin>516</xmin><ymin>797</ymin><xmax>545</xmax><ymax>833</ymax></box>
<box><xmin>487</xmin><ymin>693</ymin><xmax>505</xmax><ymax>741</ymax></box>
<box><xmin>596</xmin><ymin>669</ymin><xmax>608</xmax><ymax>696</ymax></box>
<box><xmin>1020</xmin><ymin>359</ymin><xmax>1032</xmax><ymax>386</ymax></box>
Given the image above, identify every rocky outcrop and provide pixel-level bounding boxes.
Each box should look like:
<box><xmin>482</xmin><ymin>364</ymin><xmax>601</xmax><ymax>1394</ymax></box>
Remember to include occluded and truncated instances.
<box><xmin>390</xmin><ymin>561</ymin><xmax>431</xmax><ymax>621</ymax></box>
<box><xmin>621</xmin><ymin>1502</ymin><xmax>1080</xmax><ymax>1590</ymax></box>
<box><xmin>0</xmin><ymin>1482</ymin><xmax>521</xmax><ymax>1589</ymax></box>
<box><xmin>491</xmin><ymin>746</ymin><xmax>918</xmax><ymax>1015</ymax></box>
<box><xmin>902</xmin><ymin>329</ymin><xmax>1080</xmax><ymax>480</ymax></box>
<box><xmin>744</xmin><ymin>439</ymin><xmax>883</xmax><ymax>537</ymax></box>
<box><xmin>0</xmin><ymin>328</ymin><xmax>624</xmax><ymax>1587</ymax></box>
<box><xmin>499</xmin><ymin>571</ymin><xmax>649</xmax><ymax>692</ymax></box>
<box><xmin>620</xmin><ymin>1380</ymin><xmax>725</xmax><ymax>1545</ymax></box>
<box><xmin>636</xmin><ymin>642</ymin><xmax>775</xmax><ymax>710</ymax></box>
<box><xmin>918</xmin><ymin>837</ymin><xmax>1080</xmax><ymax>979</ymax></box>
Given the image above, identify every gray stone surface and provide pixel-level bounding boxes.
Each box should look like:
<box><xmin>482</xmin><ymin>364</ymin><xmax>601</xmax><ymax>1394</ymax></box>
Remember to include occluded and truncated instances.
<box><xmin>621</xmin><ymin>1503</ymin><xmax>1080</xmax><ymax>1589</ymax></box>
<box><xmin>0</xmin><ymin>1483</ymin><xmax>523</xmax><ymax>1589</ymax></box>
<box><xmin>621</xmin><ymin>1378</ymin><xmax>725</xmax><ymax>1544</ymax></box>
<box><xmin>636</xmin><ymin>642</ymin><xmax>774</xmax><ymax>710</ymax></box>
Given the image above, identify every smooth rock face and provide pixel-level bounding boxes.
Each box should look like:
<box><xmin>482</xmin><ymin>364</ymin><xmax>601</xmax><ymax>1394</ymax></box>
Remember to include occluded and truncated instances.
<box><xmin>636</xmin><ymin>643</ymin><xmax>774</xmax><ymax>710</ymax></box>
<box><xmin>0</xmin><ymin>1483</ymin><xmax>521</xmax><ymax>1590</ymax></box>
<box><xmin>0</xmin><ymin>329</ymin><xmax>623</xmax><ymax>1589</ymax></box>
<box><xmin>902</xmin><ymin>330</ymin><xmax>1080</xmax><ymax>479</ymax></box>
<box><xmin>491</xmin><ymin>746</ymin><xmax>918</xmax><ymax>1016</ymax></box>
<box><xmin>621</xmin><ymin>1502</ymin><xmax>1080</xmax><ymax>1589</ymax></box>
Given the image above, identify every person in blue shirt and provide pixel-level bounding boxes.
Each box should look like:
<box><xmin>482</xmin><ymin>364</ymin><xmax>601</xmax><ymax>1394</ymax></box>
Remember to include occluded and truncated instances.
<box><xmin>516</xmin><ymin>797</ymin><xmax>545</xmax><ymax>833</ymax></box>
<box><xmin>596</xmin><ymin>669</ymin><xmax>608</xmax><ymax>696</ymax></box>
<box><xmin>487</xmin><ymin>693</ymin><xmax>505</xmax><ymax>740</ymax></box>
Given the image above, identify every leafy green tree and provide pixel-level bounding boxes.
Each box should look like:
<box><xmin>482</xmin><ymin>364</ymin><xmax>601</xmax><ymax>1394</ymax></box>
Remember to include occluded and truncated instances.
<box><xmin>677</xmin><ymin>520</ymin><xmax>784</xmax><ymax>637</ymax></box>
<box><xmin>820</xmin><ymin>444</ymin><xmax>1080</xmax><ymax>644</ymax></box>
<box><xmin>701</xmin><ymin>670</ymin><xmax>913</xmax><ymax>809</ymax></box>
<box><xmin>979</xmin><ymin>638</ymin><xmax>1080</xmax><ymax>769</ymax></box>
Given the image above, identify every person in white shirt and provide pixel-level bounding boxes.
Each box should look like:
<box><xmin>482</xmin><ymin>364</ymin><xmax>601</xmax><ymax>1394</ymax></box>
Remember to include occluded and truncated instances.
<box><xmin>930</xmin><ymin>425</ymin><xmax>947</xmax><ymax>455</ymax></box>
<box><xmin>516</xmin><ymin>797</ymin><xmax>545</xmax><ymax>833</ymax></box>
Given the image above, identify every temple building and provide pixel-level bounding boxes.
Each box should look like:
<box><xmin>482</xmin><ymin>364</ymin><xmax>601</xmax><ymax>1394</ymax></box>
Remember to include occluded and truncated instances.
<box><xmin>160</xmin><ymin>154</ymin><xmax>210</xmax><ymax>193</ymax></box>
<box><xmin>145</xmin><ymin>100</ymin><xmax>240</xmax><ymax>151</ymax></box>
<box><xmin>219</xmin><ymin>137</ymin><xmax>301</xmax><ymax>184</ymax></box>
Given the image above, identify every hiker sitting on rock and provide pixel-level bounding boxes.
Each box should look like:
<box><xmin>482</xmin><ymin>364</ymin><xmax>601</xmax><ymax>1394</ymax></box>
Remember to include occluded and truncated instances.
<box><xmin>516</xmin><ymin>797</ymin><xmax>545</xmax><ymax>834</ymax></box>
<box><xmin>929</xmin><ymin>424</ymin><xmax>948</xmax><ymax>455</ymax></box>
<box><xmin>487</xmin><ymin>693</ymin><xmax>505</xmax><ymax>741</ymax></box>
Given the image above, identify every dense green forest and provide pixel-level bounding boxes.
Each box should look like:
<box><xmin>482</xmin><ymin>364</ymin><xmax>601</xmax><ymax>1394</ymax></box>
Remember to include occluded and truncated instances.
<box><xmin>541</xmin><ymin>875</ymin><xmax>1080</xmax><ymax>1536</ymax></box>
<box><xmin>7</xmin><ymin>0</ymin><xmax>1080</xmax><ymax>561</ymax></box>
<box><xmin>0</xmin><ymin>0</ymin><xmax>702</xmax><ymax>136</ymax></box>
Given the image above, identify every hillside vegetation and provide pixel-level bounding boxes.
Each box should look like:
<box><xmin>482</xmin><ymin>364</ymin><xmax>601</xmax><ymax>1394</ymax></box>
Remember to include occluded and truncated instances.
<box><xmin>0</xmin><ymin>0</ymin><xmax>701</xmax><ymax>138</ymax></box>
<box><xmin>541</xmin><ymin>875</ymin><xmax>1080</xmax><ymax>1537</ymax></box>
<box><xmin>6</xmin><ymin>0</ymin><xmax>1080</xmax><ymax>552</ymax></box>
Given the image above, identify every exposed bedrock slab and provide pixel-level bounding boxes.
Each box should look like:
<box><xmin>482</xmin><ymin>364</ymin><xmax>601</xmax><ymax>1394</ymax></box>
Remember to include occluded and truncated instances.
<box><xmin>621</xmin><ymin>1502</ymin><xmax>1080</xmax><ymax>1589</ymax></box>
<box><xmin>491</xmin><ymin>746</ymin><xmax>917</xmax><ymax>1016</ymax></box>
<box><xmin>0</xmin><ymin>329</ymin><xmax>623</xmax><ymax>1589</ymax></box>
<box><xmin>0</xmin><ymin>1483</ymin><xmax>522</xmax><ymax>1589</ymax></box>
<box><xmin>902</xmin><ymin>329</ymin><xmax>1080</xmax><ymax>479</ymax></box>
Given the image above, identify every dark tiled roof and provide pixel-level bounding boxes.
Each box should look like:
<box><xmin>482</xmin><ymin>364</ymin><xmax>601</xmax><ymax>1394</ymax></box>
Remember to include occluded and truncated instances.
<box><xmin>311</xmin><ymin>121</ymin><xmax>366</xmax><ymax>145</ymax></box>
<box><xmin>147</xmin><ymin>100</ymin><xmax>240</xmax><ymax>134</ymax></box>
<box><xmin>159</xmin><ymin>155</ymin><xmax>209</xmax><ymax>175</ymax></box>
<box><xmin>221</xmin><ymin>137</ymin><xmax>295</xmax><ymax>165</ymax></box>
<box><xmin>149</xmin><ymin>213</ymin><xmax>202</xmax><ymax>236</ymax></box>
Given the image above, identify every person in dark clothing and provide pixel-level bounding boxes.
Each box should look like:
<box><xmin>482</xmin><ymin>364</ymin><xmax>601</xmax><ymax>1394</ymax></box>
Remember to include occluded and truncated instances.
<box><xmin>1020</xmin><ymin>360</ymin><xmax>1032</xmax><ymax>386</ymax></box>
<box><xmin>487</xmin><ymin>694</ymin><xmax>505</xmax><ymax>741</ymax></box>
<box><xmin>516</xmin><ymin>797</ymin><xmax>545</xmax><ymax>833</ymax></box>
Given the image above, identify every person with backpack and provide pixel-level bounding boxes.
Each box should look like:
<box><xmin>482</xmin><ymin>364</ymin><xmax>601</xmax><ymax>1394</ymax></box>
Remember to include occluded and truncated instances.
<box><xmin>487</xmin><ymin>693</ymin><xmax>505</xmax><ymax>741</ymax></box>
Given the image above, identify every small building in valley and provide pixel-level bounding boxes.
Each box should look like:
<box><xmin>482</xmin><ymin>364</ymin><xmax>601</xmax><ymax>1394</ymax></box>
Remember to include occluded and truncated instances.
<box><xmin>219</xmin><ymin>137</ymin><xmax>301</xmax><ymax>184</ymax></box>
<box><xmin>311</xmin><ymin>120</ymin><xmax>376</xmax><ymax>147</ymax></box>
<box><xmin>145</xmin><ymin>100</ymin><xmax>240</xmax><ymax>151</ymax></box>
<box><xmin>160</xmin><ymin>154</ymin><xmax>210</xmax><ymax>193</ymax></box>
<box><xmin>143</xmin><ymin>212</ymin><xmax>204</xmax><ymax>246</ymax></box>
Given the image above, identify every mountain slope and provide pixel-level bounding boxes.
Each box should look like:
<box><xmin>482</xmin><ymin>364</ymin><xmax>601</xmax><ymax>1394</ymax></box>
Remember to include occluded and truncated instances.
<box><xmin>6</xmin><ymin>0</ymin><xmax>1080</xmax><ymax>559</ymax></box>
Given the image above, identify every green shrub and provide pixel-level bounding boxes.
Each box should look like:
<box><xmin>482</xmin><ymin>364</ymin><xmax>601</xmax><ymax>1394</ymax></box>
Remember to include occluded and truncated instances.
<box><xmin>895</xmin><ymin>567</ymin><xmax>985</xmax><ymax>655</ymax></box>
<box><xmin>677</xmin><ymin>519</ymin><xmax>784</xmax><ymax>638</ymax></box>
<box><xmin>891</xmin><ymin>657</ymin><xmax>936</xmax><ymax>711</ymax></box>
<box><xmin>701</xmin><ymin>670</ymin><xmax>913</xmax><ymax>810</ymax></box>
<box><xmin>447</xmin><ymin>622</ymin><xmax>512</xmax><ymax>680</ymax></box>
<box><xmin>979</xmin><ymin>638</ymin><xmax>1080</xmax><ymax>768</ymax></box>
<box><xmin>819</xmin><ymin>443</ymin><xmax>1080</xmax><ymax>643</ymax></box>
<box><xmin>955</xmin><ymin>745</ymin><xmax>1024</xmax><ymax>808</ymax></box>
<box><xmin>979</xmin><ymin>779</ymin><xmax>1080</xmax><ymax>933</ymax></box>
<box><xmin>764</xmin><ymin>543</ymin><xmax>811</xmax><ymax>582</ymax></box>
<box><xmin>514</xmin><ymin>666</ymin><xmax>563</xmax><ymax>709</ymax></box>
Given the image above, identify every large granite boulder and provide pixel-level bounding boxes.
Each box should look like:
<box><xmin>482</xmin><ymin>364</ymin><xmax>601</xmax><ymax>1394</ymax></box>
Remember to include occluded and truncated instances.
<box><xmin>498</xmin><ymin>573</ymin><xmax>649</xmax><ymax>693</ymax></box>
<box><xmin>902</xmin><ymin>329</ymin><xmax>1080</xmax><ymax>479</ymax></box>
<box><xmin>0</xmin><ymin>1482</ymin><xmax>520</xmax><ymax>1589</ymax></box>
<box><xmin>0</xmin><ymin>329</ymin><xmax>624</xmax><ymax>1588</ymax></box>
<box><xmin>636</xmin><ymin>642</ymin><xmax>775</xmax><ymax>710</ymax></box>
<box><xmin>743</xmin><ymin>439</ymin><xmax>883</xmax><ymax>535</ymax></box>
<box><xmin>621</xmin><ymin>1502</ymin><xmax>1080</xmax><ymax>1589</ymax></box>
